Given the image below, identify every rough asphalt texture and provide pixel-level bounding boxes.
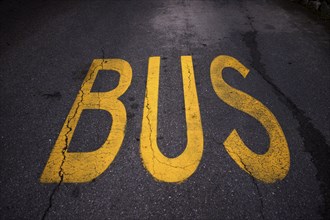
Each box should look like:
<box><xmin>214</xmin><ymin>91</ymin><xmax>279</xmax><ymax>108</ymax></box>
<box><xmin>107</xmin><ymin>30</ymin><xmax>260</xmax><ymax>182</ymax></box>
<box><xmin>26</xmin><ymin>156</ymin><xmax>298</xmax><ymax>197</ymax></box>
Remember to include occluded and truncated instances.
<box><xmin>1</xmin><ymin>0</ymin><xmax>329</xmax><ymax>219</ymax></box>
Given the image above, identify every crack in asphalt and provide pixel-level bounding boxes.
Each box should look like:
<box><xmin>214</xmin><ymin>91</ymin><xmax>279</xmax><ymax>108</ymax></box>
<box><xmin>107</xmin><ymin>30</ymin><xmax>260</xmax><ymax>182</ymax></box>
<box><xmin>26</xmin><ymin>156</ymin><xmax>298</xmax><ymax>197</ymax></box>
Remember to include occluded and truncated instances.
<box><xmin>143</xmin><ymin>62</ymin><xmax>199</xmax><ymax>180</ymax></box>
<box><xmin>210</xmin><ymin>137</ymin><xmax>265</xmax><ymax>219</ymax></box>
<box><xmin>41</xmin><ymin>52</ymin><xmax>105</xmax><ymax>220</ymax></box>
<box><xmin>240</xmin><ymin>4</ymin><xmax>330</xmax><ymax>218</ymax></box>
<box><xmin>144</xmin><ymin>84</ymin><xmax>197</xmax><ymax>173</ymax></box>
<box><xmin>144</xmin><ymin>86</ymin><xmax>156</xmax><ymax>175</ymax></box>
<box><xmin>236</xmin><ymin>153</ymin><xmax>266</xmax><ymax>220</ymax></box>
<box><xmin>186</xmin><ymin>63</ymin><xmax>192</xmax><ymax>90</ymax></box>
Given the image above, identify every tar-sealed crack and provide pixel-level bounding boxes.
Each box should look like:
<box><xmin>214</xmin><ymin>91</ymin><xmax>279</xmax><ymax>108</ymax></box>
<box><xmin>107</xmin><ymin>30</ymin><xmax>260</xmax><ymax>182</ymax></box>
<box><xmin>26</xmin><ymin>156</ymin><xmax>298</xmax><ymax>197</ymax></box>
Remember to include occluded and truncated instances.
<box><xmin>240</xmin><ymin>3</ymin><xmax>330</xmax><ymax>218</ymax></box>
<box><xmin>41</xmin><ymin>52</ymin><xmax>105</xmax><ymax>220</ymax></box>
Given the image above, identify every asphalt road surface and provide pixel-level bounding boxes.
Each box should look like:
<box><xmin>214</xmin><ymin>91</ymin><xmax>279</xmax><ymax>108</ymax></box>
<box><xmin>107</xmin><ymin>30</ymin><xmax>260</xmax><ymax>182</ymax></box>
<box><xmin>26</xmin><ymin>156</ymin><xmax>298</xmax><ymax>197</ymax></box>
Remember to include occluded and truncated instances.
<box><xmin>1</xmin><ymin>0</ymin><xmax>330</xmax><ymax>219</ymax></box>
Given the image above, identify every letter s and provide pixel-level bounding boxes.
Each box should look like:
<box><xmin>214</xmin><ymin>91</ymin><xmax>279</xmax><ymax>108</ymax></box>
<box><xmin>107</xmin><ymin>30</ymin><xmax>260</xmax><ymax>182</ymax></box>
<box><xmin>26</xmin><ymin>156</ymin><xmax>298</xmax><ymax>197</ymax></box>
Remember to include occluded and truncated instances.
<box><xmin>210</xmin><ymin>55</ymin><xmax>290</xmax><ymax>183</ymax></box>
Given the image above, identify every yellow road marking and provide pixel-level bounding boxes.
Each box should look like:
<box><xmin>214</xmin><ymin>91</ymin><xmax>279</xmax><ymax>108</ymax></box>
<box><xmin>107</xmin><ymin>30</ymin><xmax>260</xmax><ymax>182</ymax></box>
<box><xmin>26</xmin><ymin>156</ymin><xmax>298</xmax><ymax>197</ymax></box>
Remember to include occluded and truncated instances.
<box><xmin>210</xmin><ymin>55</ymin><xmax>290</xmax><ymax>183</ymax></box>
<box><xmin>140</xmin><ymin>56</ymin><xmax>204</xmax><ymax>183</ymax></box>
<box><xmin>40</xmin><ymin>59</ymin><xmax>132</xmax><ymax>183</ymax></box>
<box><xmin>41</xmin><ymin>55</ymin><xmax>290</xmax><ymax>184</ymax></box>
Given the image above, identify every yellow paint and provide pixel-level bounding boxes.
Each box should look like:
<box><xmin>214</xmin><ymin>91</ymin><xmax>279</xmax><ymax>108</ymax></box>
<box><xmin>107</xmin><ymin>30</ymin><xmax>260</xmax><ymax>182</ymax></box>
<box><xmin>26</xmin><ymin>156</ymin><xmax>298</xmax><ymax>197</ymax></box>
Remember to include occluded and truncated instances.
<box><xmin>40</xmin><ymin>59</ymin><xmax>132</xmax><ymax>183</ymax></box>
<box><xmin>140</xmin><ymin>56</ymin><xmax>204</xmax><ymax>183</ymax></box>
<box><xmin>210</xmin><ymin>55</ymin><xmax>290</xmax><ymax>183</ymax></box>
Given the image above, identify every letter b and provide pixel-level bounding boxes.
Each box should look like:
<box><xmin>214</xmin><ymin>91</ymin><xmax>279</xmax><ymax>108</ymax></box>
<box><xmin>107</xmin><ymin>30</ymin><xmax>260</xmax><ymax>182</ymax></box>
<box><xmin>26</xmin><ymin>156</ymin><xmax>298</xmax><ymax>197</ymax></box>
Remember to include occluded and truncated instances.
<box><xmin>40</xmin><ymin>59</ymin><xmax>132</xmax><ymax>183</ymax></box>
